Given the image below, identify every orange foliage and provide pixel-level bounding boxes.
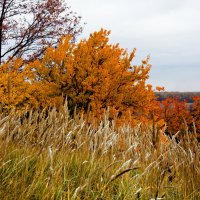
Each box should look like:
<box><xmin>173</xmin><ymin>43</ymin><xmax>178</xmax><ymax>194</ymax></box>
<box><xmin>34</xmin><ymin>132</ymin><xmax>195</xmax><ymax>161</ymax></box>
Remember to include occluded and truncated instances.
<box><xmin>26</xmin><ymin>29</ymin><xmax>156</xmax><ymax>124</ymax></box>
<box><xmin>156</xmin><ymin>97</ymin><xmax>193</xmax><ymax>135</ymax></box>
<box><xmin>0</xmin><ymin>59</ymin><xmax>31</xmax><ymax>109</ymax></box>
<box><xmin>1</xmin><ymin>28</ymin><xmax>200</xmax><ymax>139</ymax></box>
<box><xmin>0</xmin><ymin>29</ymin><xmax>156</xmax><ymax>124</ymax></box>
<box><xmin>156</xmin><ymin>86</ymin><xmax>165</xmax><ymax>92</ymax></box>
<box><xmin>192</xmin><ymin>96</ymin><xmax>200</xmax><ymax>133</ymax></box>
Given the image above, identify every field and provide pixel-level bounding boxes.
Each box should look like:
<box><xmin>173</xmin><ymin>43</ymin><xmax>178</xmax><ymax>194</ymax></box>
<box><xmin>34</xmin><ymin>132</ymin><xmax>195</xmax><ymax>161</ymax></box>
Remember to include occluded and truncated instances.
<box><xmin>0</xmin><ymin>104</ymin><xmax>200</xmax><ymax>200</ymax></box>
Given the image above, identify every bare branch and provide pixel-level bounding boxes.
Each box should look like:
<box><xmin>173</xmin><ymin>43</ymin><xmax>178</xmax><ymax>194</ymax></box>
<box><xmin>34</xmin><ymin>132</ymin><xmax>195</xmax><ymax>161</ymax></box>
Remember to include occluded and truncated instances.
<box><xmin>0</xmin><ymin>0</ymin><xmax>83</xmax><ymax>64</ymax></box>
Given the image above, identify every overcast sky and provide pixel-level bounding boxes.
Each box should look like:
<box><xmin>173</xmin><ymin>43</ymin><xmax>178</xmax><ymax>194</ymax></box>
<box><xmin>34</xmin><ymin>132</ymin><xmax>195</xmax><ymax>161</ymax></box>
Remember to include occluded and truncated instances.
<box><xmin>68</xmin><ymin>0</ymin><xmax>200</xmax><ymax>91</ymax></box>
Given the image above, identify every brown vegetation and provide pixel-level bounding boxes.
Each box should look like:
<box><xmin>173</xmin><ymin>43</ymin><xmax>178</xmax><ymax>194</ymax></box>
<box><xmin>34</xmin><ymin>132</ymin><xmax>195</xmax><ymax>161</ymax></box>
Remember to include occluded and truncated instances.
<box><xmin>0</xmin><ymin>105</ymin><xmax>200</xmax><ymax>199</ymax></box>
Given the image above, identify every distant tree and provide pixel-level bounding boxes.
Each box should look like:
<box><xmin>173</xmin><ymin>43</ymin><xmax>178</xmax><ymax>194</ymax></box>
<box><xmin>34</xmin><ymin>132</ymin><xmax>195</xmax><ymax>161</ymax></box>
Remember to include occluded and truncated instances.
<box><xmin>156</xmin><ymin>92</ymin><xmax>200</xmax><ymax>103</ymax></box>
<box><xmin>0</xmin><ymin>0</ymin><xmax>83</xmax><ymax>64</ymax></box>
<box><xmin>158</xmin><ymin>97</ymin><xmax>192</xmax><ymax>135</ymax></box>
<box><xmin>192</xmin><ymin>96</ymin><xmax>200</xmax><ymax>133</ymax></box>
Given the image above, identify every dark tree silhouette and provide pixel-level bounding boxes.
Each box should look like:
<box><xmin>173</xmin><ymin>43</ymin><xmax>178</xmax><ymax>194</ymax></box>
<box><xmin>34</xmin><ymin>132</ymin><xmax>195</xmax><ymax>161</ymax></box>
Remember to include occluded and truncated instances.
<box><xmin>0</xmin><ymin>0</ymin><xmax>83</xmax><ymax>64</ymax></box>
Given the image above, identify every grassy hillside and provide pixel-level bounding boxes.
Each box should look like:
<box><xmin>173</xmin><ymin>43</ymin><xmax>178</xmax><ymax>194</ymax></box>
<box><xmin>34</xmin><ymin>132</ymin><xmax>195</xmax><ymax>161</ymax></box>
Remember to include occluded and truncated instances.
<box><xmin>0</xmin><ymin>104</ymin><xmax>200</xmax><ymax>199</ymax></box>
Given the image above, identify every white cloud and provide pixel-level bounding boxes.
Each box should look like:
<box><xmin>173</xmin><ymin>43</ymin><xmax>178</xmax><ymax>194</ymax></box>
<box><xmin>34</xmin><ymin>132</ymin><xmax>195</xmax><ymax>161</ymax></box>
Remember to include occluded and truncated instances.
<box><xmin>68</xmin><ymin>0</ymin><xmax>200</xmax><ymax>91</ymax></box>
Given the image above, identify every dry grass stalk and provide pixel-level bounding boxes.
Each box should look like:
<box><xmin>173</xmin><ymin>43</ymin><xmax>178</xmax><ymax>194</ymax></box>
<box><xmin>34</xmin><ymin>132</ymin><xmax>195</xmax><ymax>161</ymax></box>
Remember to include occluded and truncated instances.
<box><xmin>0</xmin><ymin>104</ymin><xmax>199</xmax><ymax>199</ymax></box>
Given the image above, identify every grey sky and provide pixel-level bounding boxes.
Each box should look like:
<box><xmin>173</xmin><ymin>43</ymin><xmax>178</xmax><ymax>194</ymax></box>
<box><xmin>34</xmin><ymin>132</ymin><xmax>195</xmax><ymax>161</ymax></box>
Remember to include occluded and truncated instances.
<box><xmin>68</xmin><ymin>0</ymin><xmax>200</xmax><ymax>91</ymax></box>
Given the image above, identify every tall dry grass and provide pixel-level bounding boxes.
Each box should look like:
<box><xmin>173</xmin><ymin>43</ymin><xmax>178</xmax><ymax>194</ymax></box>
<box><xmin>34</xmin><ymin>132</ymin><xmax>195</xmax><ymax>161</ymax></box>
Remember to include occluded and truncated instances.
<box><xmin>0</xmin><ymin>103</ymin><xmax>200</xmax><ymax>199</ymax></box>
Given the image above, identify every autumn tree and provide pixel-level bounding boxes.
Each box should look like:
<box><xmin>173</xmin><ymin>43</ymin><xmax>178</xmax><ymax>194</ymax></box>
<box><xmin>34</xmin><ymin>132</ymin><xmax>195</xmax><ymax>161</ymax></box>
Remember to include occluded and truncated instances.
<box><xmin>157</xmin><ymin>97</ymin><xmax>193</xmax><ymax>136</ymax></box>
<box><xmin>192</xmin><ymin>96</ymin><xmax>200</xmax><ymax>134</ymax></box>
<box><xmin>27</xmin><ymin>29</ymin><xmax>156</xmax><ymax>124</ymax></box>
<box><xmin>0</xmin><ymin>58</ymin><xmax>31</xmax><ymax>109</ymax></box>
<box><xmin>0</xmin><ymin>0</ymin><xmax>83</xmax><ymax>64</ymax></box>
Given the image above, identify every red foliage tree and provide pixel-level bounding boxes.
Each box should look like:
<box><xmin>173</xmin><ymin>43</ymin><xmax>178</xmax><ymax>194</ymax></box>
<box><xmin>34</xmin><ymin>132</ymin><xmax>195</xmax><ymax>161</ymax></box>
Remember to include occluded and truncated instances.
<box><xmin>158</xmin><ymin>97</ymin><xmax>192</xmax><ymax>135</ymax></box>
<box><xmin>192</xmin><ymin>96</ymin><xmax>200</xmax><ymax>134</ymax></box>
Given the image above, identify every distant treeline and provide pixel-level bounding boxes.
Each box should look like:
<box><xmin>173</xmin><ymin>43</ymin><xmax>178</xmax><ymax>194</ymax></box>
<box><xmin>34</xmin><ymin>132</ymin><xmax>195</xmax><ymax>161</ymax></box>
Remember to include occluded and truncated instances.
<box><xmin>155</xmin><ymin>92</ymin><xmax>200</xmax><ymax>103</ymax></box>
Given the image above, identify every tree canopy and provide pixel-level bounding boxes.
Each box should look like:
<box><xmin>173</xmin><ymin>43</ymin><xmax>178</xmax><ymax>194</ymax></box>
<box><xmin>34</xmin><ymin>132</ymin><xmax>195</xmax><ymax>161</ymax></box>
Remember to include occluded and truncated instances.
<box><xmin>0</xmin><ymin>0</ymin><xmax>83</xmax><ymax>64</ymax></box>
<box><xmin>0</xmin><ymin>29</ymin><xmax>156</xmax><ymax>125</ymax></box>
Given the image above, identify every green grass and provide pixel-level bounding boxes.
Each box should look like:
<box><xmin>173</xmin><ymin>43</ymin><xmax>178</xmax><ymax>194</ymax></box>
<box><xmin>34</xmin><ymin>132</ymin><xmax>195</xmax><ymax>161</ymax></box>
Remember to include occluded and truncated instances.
<box><xmin>0</xmin><ymin>105</ymin><xmax>200</xmax><ymax>199</ymax></box>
